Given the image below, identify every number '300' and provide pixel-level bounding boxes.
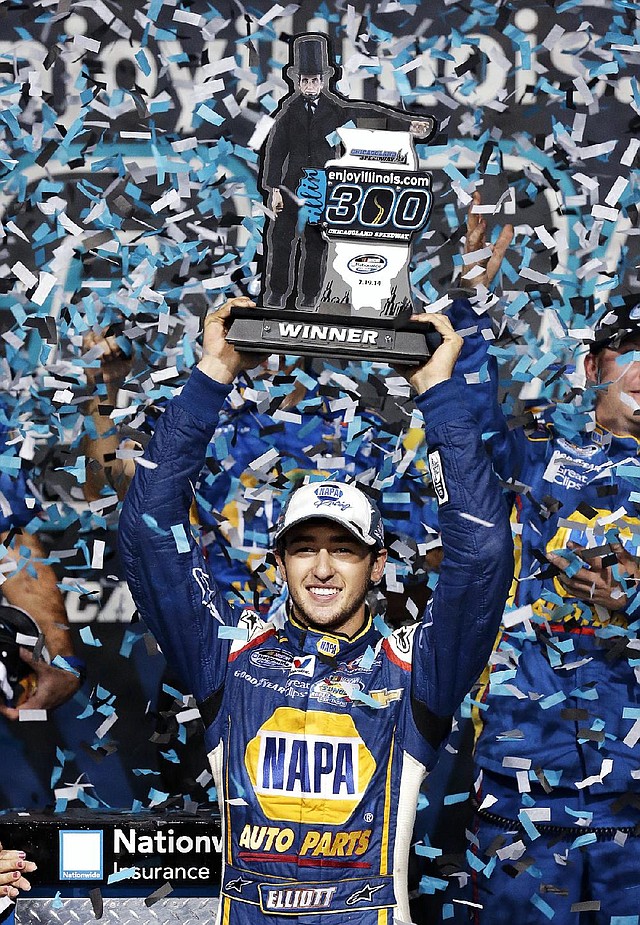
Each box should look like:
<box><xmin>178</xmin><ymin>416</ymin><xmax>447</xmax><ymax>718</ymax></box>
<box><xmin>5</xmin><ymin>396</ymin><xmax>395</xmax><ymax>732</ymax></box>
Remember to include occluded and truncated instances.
<box><xmin>325</xmin><ymin>183</ymin><xmax>431</xmax><ymax>231</ymax></box>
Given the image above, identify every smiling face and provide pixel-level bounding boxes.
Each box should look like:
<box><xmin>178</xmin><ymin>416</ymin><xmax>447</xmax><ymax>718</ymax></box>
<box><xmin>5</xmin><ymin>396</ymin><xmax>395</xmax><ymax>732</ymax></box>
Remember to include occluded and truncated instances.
<box><xmin>299</xmin><ymin>74</ymin><xmax>323</xmax><ymax>101</ymax></box>
<box><xmin>585</xmin><ymin>334</ymin><xmax>640</xmax><ymax>438</ymax></box>
<box><xmin>275</xmin><ymin>519</ymin><xmax>387</xmax><ymax>638</ymax></box>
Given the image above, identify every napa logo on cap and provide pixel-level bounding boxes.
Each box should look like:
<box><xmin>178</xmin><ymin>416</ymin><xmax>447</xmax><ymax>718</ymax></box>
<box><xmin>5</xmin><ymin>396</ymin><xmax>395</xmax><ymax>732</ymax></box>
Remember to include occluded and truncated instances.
<box><xmin>245</xmin><ymin>707</ymin><xmax>375</xmax><ymax>825</ymax></box>
<box><xmin>314</xmin><ymin>484</ymin><xmax>350</xmax><ymax>511</ymax></box>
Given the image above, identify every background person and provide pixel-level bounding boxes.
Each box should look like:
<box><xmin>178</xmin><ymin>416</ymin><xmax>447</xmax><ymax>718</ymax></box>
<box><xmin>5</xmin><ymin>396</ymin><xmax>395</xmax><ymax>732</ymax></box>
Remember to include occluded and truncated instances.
<box><xmin>449</xmin><ymin>258</ymin><xmax>640</xmax><ymax>922</ymax></box>
<box><xmin>0</xmin><ymin>531</ymin><xmax>81</xmax><ymax>721</ymax></box>
<box><xmin>0</xmin><ymin>412</ymin><xmax>81</xmax><ymax>721</ymax></box>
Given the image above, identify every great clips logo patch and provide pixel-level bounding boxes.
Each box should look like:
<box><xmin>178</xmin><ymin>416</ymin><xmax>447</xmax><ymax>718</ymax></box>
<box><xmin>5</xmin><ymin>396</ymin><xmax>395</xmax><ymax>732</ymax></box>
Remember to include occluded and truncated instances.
<box><xmin>245</xmin><ymin>708</ymin><xmax>375</xmax><ymax>825</ymax></box>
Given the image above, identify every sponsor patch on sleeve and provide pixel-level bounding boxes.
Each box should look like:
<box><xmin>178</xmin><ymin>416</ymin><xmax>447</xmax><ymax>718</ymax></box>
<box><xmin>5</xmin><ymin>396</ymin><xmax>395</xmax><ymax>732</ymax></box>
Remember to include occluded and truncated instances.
<box><xmin>428</xmin><ymin>450</ymin><xmax>449</xmax><ymax>505</ymax></box>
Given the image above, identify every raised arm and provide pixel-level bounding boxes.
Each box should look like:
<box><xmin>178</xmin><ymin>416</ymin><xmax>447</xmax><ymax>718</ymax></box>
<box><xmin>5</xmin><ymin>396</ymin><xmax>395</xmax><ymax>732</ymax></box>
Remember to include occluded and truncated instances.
<box><xmin>81</xmin><ymin>329</ymin><xmax>134</xmax><ymax>503</ymax></box>
<box><xmin>118</xmin><ymin>298</ymin><xmax>259</xmax><ymax>705</ymax></box>
<box><xmin>447</xmin><ymin>193</ymin><xmax>530</xmax><ymax>482</ymax></box>
<box><xmin>447</xmin><ymin>293</ymin><xmax>529</xmax><ymax>481</ymax></box>
<box><xmin>400</xmin><ymin>314</ymin><xmax>513</xmax><ymax>728</ymax></box>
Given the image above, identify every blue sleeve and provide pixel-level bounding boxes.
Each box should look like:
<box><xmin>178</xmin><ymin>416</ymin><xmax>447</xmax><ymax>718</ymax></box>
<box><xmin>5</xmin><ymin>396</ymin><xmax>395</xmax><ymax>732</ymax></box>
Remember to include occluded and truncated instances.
<box><xmin>447</xmin><ymin>293</ymin><xmax>528</xmax><ymax>482</ymax></box>
<box><xmin>411</xmin><ymin>378</ymin><xmax>513</xmax><ymax>718</ymax></box>
<box><xmin>118</xmin><ymin>369</ymin><xmax>237</xmax><ymax>706</ymax></box>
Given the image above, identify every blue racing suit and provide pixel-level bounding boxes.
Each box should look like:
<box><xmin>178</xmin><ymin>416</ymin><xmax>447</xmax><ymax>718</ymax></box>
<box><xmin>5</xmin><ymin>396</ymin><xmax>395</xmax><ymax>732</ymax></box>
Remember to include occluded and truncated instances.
<box><xmin>119</xmin><ymin>369</ymin><xmax>511</xmax><ymax>924</ymax></box>
<box><xmin>449</xmin><ymin>297</ymin><xmax>640</xmax><ymax>923</ymax></box>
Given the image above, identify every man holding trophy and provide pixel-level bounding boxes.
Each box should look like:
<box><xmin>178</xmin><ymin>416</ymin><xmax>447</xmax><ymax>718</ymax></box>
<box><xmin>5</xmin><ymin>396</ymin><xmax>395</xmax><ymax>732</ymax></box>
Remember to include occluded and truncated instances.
<box><xmin>116</xmin><ymin>28</ymin><xmax>519</xmax><ymax>922</ymax></box>
<box><xmin>119</xmin><ymin>294</ymin><xmax>512</xmax><ymax>923</ymax></box>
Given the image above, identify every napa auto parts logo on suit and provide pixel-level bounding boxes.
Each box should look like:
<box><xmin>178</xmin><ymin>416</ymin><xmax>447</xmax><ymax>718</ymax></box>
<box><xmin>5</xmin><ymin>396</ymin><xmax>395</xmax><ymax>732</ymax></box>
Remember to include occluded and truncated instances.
<box><xmin>245</xmin><ymin>707</ymin><xmax>376</xmax><ymax>825</ymax></box>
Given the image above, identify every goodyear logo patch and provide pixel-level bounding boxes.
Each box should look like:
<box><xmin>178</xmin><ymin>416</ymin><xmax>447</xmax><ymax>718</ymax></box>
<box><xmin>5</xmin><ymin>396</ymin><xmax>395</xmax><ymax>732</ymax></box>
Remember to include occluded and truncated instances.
<box><xmin>245</xmin><ymin>708</ymin><xmax>375</xmax><ymax>825</ymax></box>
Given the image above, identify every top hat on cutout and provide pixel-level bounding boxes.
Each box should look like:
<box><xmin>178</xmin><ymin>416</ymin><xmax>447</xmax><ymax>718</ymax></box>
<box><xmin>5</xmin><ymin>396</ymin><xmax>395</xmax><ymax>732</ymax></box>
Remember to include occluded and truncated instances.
<box><xmin>292</xmin><ymin>34</ymin><xmax>331</xmax><ymax>76</ymax></box>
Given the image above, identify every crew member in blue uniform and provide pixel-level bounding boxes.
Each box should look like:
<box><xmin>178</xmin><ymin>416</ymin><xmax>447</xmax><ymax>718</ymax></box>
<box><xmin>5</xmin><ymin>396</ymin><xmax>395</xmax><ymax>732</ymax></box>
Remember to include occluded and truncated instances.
<box><xmin>451</xmin><ymin>280</ymin><xmax>640</xmax><ymax>922</ymax></box>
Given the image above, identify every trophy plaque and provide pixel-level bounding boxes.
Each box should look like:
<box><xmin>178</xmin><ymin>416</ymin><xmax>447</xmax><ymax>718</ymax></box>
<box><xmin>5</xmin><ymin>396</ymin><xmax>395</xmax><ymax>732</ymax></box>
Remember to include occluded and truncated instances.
<box><xmin>226</xmin><ymin>33</ymin><xmax>442</xmax><ymax>365</ymax></box>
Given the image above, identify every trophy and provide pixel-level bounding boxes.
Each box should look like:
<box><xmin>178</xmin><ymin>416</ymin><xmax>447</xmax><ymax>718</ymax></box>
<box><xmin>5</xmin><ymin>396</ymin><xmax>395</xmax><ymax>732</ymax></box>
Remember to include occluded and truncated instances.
<box><xmin>227</xmin><ymin>34</ymin><xmax>442</xmax><ymax>365</ymax></box>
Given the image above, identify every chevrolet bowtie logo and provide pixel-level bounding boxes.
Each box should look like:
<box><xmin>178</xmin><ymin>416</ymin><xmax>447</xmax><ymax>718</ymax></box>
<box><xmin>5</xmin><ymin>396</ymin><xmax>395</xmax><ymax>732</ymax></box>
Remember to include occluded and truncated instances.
<box><xmin>370</xmin><ymin>688</ymin><xmax>403</xmax><ymax>707</ymax></box>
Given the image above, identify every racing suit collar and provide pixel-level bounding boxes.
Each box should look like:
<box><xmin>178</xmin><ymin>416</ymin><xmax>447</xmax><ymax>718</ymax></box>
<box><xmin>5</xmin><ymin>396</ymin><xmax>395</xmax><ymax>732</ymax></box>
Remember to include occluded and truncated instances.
<box><xmin>284</xmin><ymin>607</ymin><xmax>378</xmax><ymax>659</ymax></box>
<box><xmin>593</xmin><ymin>421</ymin><xmax>640</xmax><ymax>456</ymax></box>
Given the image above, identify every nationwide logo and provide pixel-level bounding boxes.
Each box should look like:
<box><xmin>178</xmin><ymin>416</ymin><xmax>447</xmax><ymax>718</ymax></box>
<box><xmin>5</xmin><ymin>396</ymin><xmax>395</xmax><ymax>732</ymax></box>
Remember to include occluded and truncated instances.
<box><xmin>113</xmin><ymin>828</ymin><xmax>220</xmax><ymax>854</ymax></box>
<box><xmin>347</xmin><ymin>254</ymin><xmax>388</xmax><ymax>275</ymax></box>
<box><xmin>110</xmin><ymin>826</ymin><xmax>221</xmax><ymax>883</ymax></box>
<box><xmin>245</xmin><ymin>707</ymin><xmax>376</xmax><ymax>825</ymax></box>
<box><xmin>274</xmin><ymin>322</ymin><xmax>378</xmax><ymax>346</ymax></box>
<box><xmin>250</xmin><ymin>648</ymin><xmax>293</xmax><ymax>671</ymax></box>
<box><xmin>59</xmin><ymin>830</ymin><xmax>103</xmax><ymax>881</ymax></box>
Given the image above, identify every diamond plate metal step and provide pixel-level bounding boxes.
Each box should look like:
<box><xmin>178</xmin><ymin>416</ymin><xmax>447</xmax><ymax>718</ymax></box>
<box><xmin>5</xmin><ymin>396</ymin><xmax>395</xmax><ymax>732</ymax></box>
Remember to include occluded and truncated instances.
<box><xmin>16</xmin><ymin>897</ymin><xmax>219</xmax><ymax>925</ymax></box>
